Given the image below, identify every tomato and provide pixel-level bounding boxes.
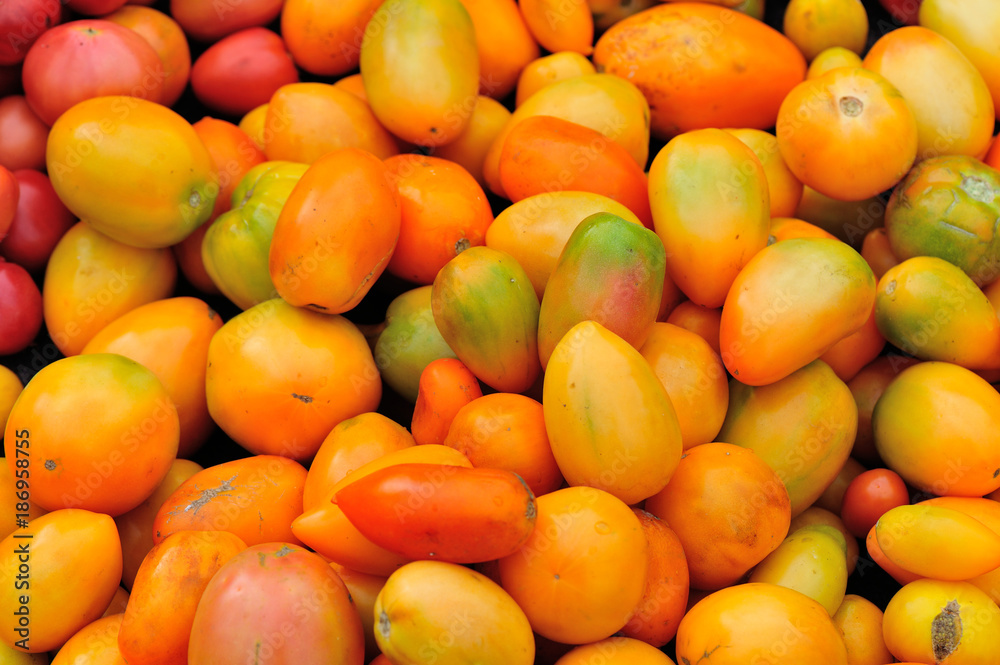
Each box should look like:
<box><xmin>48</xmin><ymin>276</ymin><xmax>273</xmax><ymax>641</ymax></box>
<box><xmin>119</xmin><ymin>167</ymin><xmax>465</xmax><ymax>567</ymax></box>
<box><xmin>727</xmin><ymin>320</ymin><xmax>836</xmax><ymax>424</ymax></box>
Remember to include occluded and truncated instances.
<box><xmin>645</xmin><ymin>443</ymin><xmax>791</xmax><ymax>591</ymax></box>
<box><xmin>153</xmin><ymin>455</ymin><xmax>306</xmax><ymax>547</ymax></box>
<box><xmin>169</xmin><ymin>0</ymin><xmax>282</xmax><ymax>43</ymax></box>
<box><xmin>119</xmin><ymin>530</ymin><xmax>246</xmax><ymax>665</ymax></box>
<box><xmin>538</xmin><ymin>213</ymin><xmax>664</xmax><ymax>367</ymax></box>
<box><xmin>807</xmin><ymin>46</ymin><xmax>863</xmax><ymax>79</ymax></box>
<box><xmin>66</xmin><ymin>0</ymin><xmax>126</xmax><ymax>13</ymax></box>
<box><xmin>649</xmin><ymin>128</ymin><xmax>770</xmax><ymax>309</ymax></box>
<box><xmin>881</xmin><ymin>0</ymin><xmax>921</xmax><ymax>24</ymax></box>
<box><xmin>0</xmin><ymin>509</ymin><xmax>122</xmax><ymax>653</ymax></box>
<box><xmin>748</xmin><ymin>524</ymin><xmax>849</xmax><ymax>615</ymax></box>
<box><xmin>268</xmin><ymin>148</ymin><xmax>400</xmax><ymax>313</ymax></box>
<box><xmin>191</xmin><ymin>28</ymin><xmax>299</xmax><ymax>117</ymax></box>
<box><xmin>675</xmin><ymin>583</ymin><xmax>848</xmax><ymax>664</ymax></box>
<box><xmin>375</xmin><ymin>560</ymin><xmax>534</xmax><ymax>665</ymax></box>
<box><xmin>665</xmin><ymin>301</ymin><xmax>722</xmax><ymax>355</ymax></box>
<box><xmin>410</xmin><ymin>357</ymin><xmax>483</xmax><ymax>446</ymax></box>
<box><xmin>46</xmin><ymin>97</ymin><xmax>217</xmax><ymax>249</ymax></box>
<box><xmin>519</xmin><ymin>0</ymin><xmax>592</xmax><ymax>56</ymax></box>
<box><xmin>724</xmin><ymin>128</ymin><xmax>804</xmax><ymax>219</ymax></box>
<box><xmin>42</xmin><ymin>221</ymin><xmax>177</xmax><ymax>356</ymax></box>
<box><xmin>0</xmin><ymin>169</ymin><xmax>76</xmax><ymax>274</ymax></box>
<box><xmin>188</xmin><ymin>543</ymin><xmax>364</xmax><ymax>665</ymax></box>
<box><xmin>832</xmin><ymin>594</ymin><xmax>894</xmax><ymax>665</ymax></box>
<box><xmin>335</xmin><ymin>463</ymin><xmax>536</xmax><ymax>563</ymax></box>
<box><xmin>783</xmin><ymin>0</ymin><xmax>869</xmax><ymax>61</ymax></box>
<box><xmin>81</xmin><ymin>296</ymin><xmax>222</xmax><ymax>458</ymax></box>
<box><xmin>0</xmin><ymin>0</ymin><xmax>62</xmax><ymax>65</ymax></box>
<box><xmin>776</xmin><ymin>67</ymin><xmax>918</xmax><ymax>202</ymax></box>
<box><xmin>372</xmin><ymin>286</ymin><xmax>458</xmax><ymax>403</ymax></box>
<box><xmin>498</xmin><ymin>486</ymin><xmax>648</xmax><ymax>644</ymax></box>
<box><xmin>0</xmin><ymin>97</ymin><xmax>47</xmax><ymax>171</ymax></box>
<box><xmin>22</xmin><ymin>19</ymin><xmax>164</xmax><ymax>127</ymax></box>
<box><xmin>556</xmin><ymin>637</ymin><xmax>675</xmax><ymax>664</ymax></box>
<box><xmin>847</xmin><ymin>354</ymin><xmax>919</xmax><ymax>466</ymax></box>
<box><xmin>0</xmin><ymin>453</ymin><xmax>46</xmax><ymax>543</ymax></box>
<box><xmin>862</xmin><ymin>227</ymin><xmax>901</xmax><ymax>281</ymax></box>
<box><xmin>790</xmin><ymin>506</ymin><xmax>859</xmax><ymax>575</ymax></box>
<box><xmin>458</xmin><ymin>0</ymin><xmax>537</xmax><ymax>100</ymax></box>
<box><xmin>0</xmin><ymin>259</ymin><xmax>41</xmax><ymax>356</ymax></box>
<box><xmin>430</xmin><ymin>95</ymin><xmax>511</xmax><ymax>189</ymax></box>
<box><xmin>50</xmin><ymin>613</ymin><xmax>126</xmax><ymax>663</ymax></box>
<box><xmin>594</xmin><ymin>2</ymin><xmax>806</xmax><ymax>140</ymax></box>
<box><xmin>280</xmin><ymin>0</ymin><xmax>383</xmax><ymax>77</ymax></box>
<box><xmin>383</xmin><ymin>154</ymin><xmax>493</xmax><ymax>285</ymax></box>
<box><xmin>840</xmin><ymin>468</ymin><xmax>910</xmax><ymax>538</ymax></box>
<box><xmin>360</xmin><ymin>0</ymin><xmax>479</xmax><ymax>147</ymax></box>
<box><xmin>103</xmin><ymin>5</ymin><xmax>191</xmax><ymax>107</ymax></box>
<box><xmin>515</xmin><ymin>51</ymin><xmax>596</xmax><ymax>107</ymax></box>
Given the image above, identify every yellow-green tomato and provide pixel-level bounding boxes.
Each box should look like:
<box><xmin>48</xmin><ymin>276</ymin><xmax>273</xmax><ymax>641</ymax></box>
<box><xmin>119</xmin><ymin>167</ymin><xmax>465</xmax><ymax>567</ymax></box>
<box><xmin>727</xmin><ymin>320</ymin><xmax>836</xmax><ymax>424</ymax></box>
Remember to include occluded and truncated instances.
<box><xmin>749</xmin><ymin>524</ymin><xmax>849</xmax><ymax>615</ymax></box>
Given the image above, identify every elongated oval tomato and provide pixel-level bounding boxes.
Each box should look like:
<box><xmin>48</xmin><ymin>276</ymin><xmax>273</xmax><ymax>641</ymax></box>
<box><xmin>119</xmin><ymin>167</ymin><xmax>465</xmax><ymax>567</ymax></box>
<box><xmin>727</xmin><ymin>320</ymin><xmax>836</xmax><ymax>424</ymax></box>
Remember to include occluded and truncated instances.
<box><xmin>360</xmin><ymin>0</ymin><xmax>479</xmax><ymax>146</ymax></box>
<box><xmin>720</xmin><ymin>237</ymin><xmax>876</xmax><ymax>386</ymax></box>
<box><xmin>281</xmin><ymin>0</ymin><xmax>383</xmax><ymax>76</ymax></box>
<box><xmin>458</xmin><ymin>0</ymin><xmax>538</xmax><ymax>100</ymax></box>
<box><xmin>431</xmin><ymin>246</ymin><xmax>541</xmax><ymax>393</ymax></box>
<box><xmin>748</xmin><ymin>524</ymin><xmax>849</xmax><ymax>615</ymax></box>
<box><xmin>537</xmin><ymin>212</ymin><xmax>665</xmax><ymax>368</ymax></box>
<box><xmin>49</xmin><ymin>613</ymin><xmax>126</xmax><ymax>664</ymax></box>
<box><xmin>543</xmin><ymin>321</ymin><xmax>682</xmax><ymax>505</ymax></box>
<box><xmin>335</xmin><ymin>463</ymin><xmax>536</xmax><ymax>563</ymax></box>
<box><xmin>593</xmin><ymin>2</ymin><xmax>806</xmax><ymax>140</ymax></box>
<box><xmin>0</xmin><ymin>509</ymin><xmax>122</xmax><ymax>653</ymax></box>
<box><xmin>269</xmin><ymin>148</ymin><xmax>400</xmax><ymax>313</ymax></box>
<box><xmin>648</xmin><ymin>128</ymin><xmax>770</xmax><ymax>309</ymax></box>
<box><xmin>519</xmin><ymin>0</ymin><xmax>593</xmax><ymax>56</ymax></box>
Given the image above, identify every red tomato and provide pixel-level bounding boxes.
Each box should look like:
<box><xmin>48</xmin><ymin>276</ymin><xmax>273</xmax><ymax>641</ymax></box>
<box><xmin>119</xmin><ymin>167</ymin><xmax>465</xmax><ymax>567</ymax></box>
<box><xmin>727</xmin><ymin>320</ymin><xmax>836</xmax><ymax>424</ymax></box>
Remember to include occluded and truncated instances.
<box><xmin>840</xmin><ymin>468</ymin><xmax>911</xmax><ymax>539</ymax></box>
<box><xmin>190</xmin><ymin>27</ymin><xmax>299</xmax><ymax>117</ymax></box>
<box><xmin>0</xmin><ymin>258</ymin><xmax>42</xmax><ymax>355</ymax></box>
<box><xmin>21</xmin><ymin>19</ymin><xmax>164</xmax><ymax>126</ymax></box>
<box><xmin>170</xmin><ymin>0</ymin><xmax>282</xmax><ymax>43</ymax></box>
<box><xmin>334</xmin><ymin>463</ymin><xmax>537</xmax><ymax>564</ymax></box>
<box><xmin>0</xmin><ymin>0</ymin><xmax>63</xmax><ymax>65</ymax></box>
<box><xmin>879</xmin><ymin>0</ymin><xmax>921</xmax><ymax>25</ymax></box>
<box><xmin>65</xmin><ymin>0</ymin><xmax>128</xmax><ymax>14</ymax></box>
<box><xmin>0</xmin><ymin>169</ymin><xmax>76</xmax><ymax>274</ymax></box>
<box><xmin>0</xmin><ymin>96</ymin><xmax>48</xmax><ymax>171</ymax></box>
<box><xmin>0</xmin><ymin>166</ymin><xmax>16</xmax><ymax>240</ymax></box>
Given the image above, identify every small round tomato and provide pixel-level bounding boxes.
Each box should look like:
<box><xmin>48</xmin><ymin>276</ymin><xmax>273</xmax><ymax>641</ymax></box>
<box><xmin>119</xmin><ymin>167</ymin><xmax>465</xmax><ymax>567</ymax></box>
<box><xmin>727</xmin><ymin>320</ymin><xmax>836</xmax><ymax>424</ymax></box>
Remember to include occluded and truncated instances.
<box><xmin>0</xmin><ymin>259</ymin><xmax>42</xmax><ymax>356</ymax></box>
<box><xmin>22</xmin><ymin>19</ymin><xmax>165</xmax><ymax>126</ymax></box>
<box><xmin>0</xmin><ymin>169</ymin><xmax>76</xmax><ymax>274</ymax></box>
<box><xmin>0</xmin><ymin>0</ymin><xmax>63</xmax><ymax>65</ymax></box>
<box><xmin>840</xmin><ymin>468</ymin><xmax>910</xmax><ymax>538</ymax></box>
<box><xmin>0</xmin><ymin>96</ymin><xmax>47</xmax><ymax>171</ymax></box>
<box><xmin>191</xmin><ymin>27</ymin><xmax>299</xmax><ymax>117</ymax></box>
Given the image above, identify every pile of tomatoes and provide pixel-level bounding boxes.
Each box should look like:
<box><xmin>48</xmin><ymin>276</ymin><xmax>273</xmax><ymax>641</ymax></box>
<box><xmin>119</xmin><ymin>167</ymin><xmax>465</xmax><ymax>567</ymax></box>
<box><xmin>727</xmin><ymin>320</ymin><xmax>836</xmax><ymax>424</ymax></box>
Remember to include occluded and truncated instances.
<box><xmin>3</xmin><ymin>0</ymin><xmax>1000</xmax><ymax>663</ymax></box>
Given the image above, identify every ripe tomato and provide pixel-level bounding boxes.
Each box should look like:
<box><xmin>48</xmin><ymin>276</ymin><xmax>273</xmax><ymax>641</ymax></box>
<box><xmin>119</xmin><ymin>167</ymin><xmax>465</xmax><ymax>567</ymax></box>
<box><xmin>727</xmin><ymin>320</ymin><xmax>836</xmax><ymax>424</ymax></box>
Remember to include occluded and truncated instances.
<box><xmin>0</xmin><ymin>166</ymin><xmax>14</xmax><ymax>241</ymax></box>
<box><xmin>840</xmin><ymin>468</ymin><xmax>910</xmax><ymax>538</ymax></box>
<box><xmin>0</xmin><ymin>259</ymin><xmax>42</xmax><ymax>356</ymax></box>
<box><xmin>103</xmin><ymin>4</ymin><xmax>192</xmax><ymax>107</ymax></box>
<box><xmin>0</xmin><ymin>0</ymin><xmax>62</xmax><ymax>65</ymax></box>
<box><xmin>169</xmin><ymin>0</ymin><xmax>282</xmax><ymax>43</ymax></box>
<box><xmin>0</xmin><ymin>97</ymin><xmax>47</xmax><ymax>172</ymax></box>
<box><xmin>22</xmin><ymin>19</ymin><xmax>164</xmax><ymax>126</ymax></box>
<box><xmin>191</xmin><ymin>27</ymin><xmax>299</xmax><ymax>117</ymax></box>
<box><xmin>0</xmin><ymin>169</ymin><xmax>76</xmax><ymax>274</ymax></box>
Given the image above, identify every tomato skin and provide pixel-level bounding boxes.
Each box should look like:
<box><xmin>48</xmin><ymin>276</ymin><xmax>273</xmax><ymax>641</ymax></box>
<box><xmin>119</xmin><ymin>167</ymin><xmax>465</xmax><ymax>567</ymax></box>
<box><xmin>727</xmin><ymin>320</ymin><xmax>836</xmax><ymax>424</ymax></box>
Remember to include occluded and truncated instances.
<box><xmin>22</xmin><ymin>19</ymin><xmax>164</xmax><ymax>127</ymax></box>
<box><xmin>0</xmin><ymin>0</ymin><xmax>63</xmax><ymax>66</ymax></box>
<box><xmin>191</xmin><ymin>28</ymin><xmax>299</xmax><ymax>117</ymax></box>
<box><xmin>169</xmin><ymin>0</ymin><xmax>282</xmax><ymax>43</ymax></box>
<box><xmin>0</xmin><ymin>97</ymin><xmax>48</xmax><ymax>171</ymax></box>
<box><xmin>188</xmin><ymin>543</ymin><xmax>364</xmax><ymax>665</ymax></box>
<box><xmin>103</xmin><ymin>5</ymin><xmax>191</xmax><ymax>108</ymax></box>
<box><xmin>335</xmin><ymin>463</ymin><xmax>536</xmax><ymax>563</ymax></box>
<box><xmin>0</xmin><ymin>169</ymin><xmax>76</xmax><ymax>274</ymax></box>
<box><xmin>840</xmin><ymin>468</ymin><xmax>910</xmax><ymax>538</ymax></box>
<box><xmin>280</xmin><ymin>0</ymin><xmax>383</xmax><ymax>77</ymax></box>
<box><xmin>0</xmin><ymin>260</ymin><xmax>43</xmax><ymax>356</ymax></box>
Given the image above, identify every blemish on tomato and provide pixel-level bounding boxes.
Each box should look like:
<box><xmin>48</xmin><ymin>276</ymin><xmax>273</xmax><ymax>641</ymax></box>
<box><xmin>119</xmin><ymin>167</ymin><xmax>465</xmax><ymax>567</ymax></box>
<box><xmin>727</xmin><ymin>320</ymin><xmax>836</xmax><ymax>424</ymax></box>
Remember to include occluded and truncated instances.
<box><xmin>378</xmin><ymin>609</ymin><xmax>392</xmax><ymax>639</ymax></box>
<box><xmin>44</xmin><ymin>459</ymin><xmax>57</xmax><ymax>471</ymax></box>
<box><xmin>931</xmin><ymin>599</ymin><xmax>962</xmax><ymax>661</ymax></box>
<box><xmin>291</xmin><ymin>393</ymin><xmax>313</xmax><ymax>403</ymax></box>
<box><xmin>183</xmin><ymin>475</ymin><xmax>237</xmax><ymax>514</ymax></box>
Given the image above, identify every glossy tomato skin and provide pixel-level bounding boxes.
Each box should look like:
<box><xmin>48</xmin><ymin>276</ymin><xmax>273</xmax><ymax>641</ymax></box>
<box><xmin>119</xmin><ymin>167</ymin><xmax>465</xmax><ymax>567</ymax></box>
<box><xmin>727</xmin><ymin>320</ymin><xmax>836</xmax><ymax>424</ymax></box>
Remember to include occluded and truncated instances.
<box><xmin>0</xmin><ymin>96</ymin><xmax>48</xmax><ymax>171</ymax></box>
<box><xmin>0</xmin><ymin>259</ymin><xmax>42</xmax><ymax>355</ymax></box>
<box><xmin>21</xmin><ymin>19</ymin><xmax>164</xmax><ymax>126</ymax></box>
<box><xmin>840</xmin><ymin>468</ymin><xmax>910</xmax><ymax>538</ymax></box>
<box><xmin>191</xmin><ymin>27</ymin><xmax>299</xmax><ymax>117</ymax></box>
<box><xmin>0</xmin><ymin>166</ymin><xmax>14</xmax><ymax>240</ymax></box>
<box><xmin>0</xmin><ymin>0</ymin><xmax>62</xmax><ymax>65</ymax></box>
<box><xmin>170</xmin><ymin>0</ymin><xmax>282</xmax><ymax>43</ymax></box>
<box><xmin>0</xmin><ymin>169</ymin><xmax>76</xmax><ymax>274</ymax></box>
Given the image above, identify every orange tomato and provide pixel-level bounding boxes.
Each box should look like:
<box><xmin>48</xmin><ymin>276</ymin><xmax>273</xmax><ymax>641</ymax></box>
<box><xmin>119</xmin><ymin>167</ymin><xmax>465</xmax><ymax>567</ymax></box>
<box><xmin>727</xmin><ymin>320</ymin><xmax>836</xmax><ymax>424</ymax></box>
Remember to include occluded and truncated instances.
<box><xmin>104</xmin><ymin>5</ymin><xmax>191</xmax><ymax>107</ymax></box>
<box><xmin>302</xmin><ymin>412</ymin><xmax>415</xmax><ymax>511</ymax></box>
<box><xmin>832</xmin><ymin>594</ymin><xmax>894</xmax><ymax>665</ymax></box>
<box><xmin>519</xmin><ymin>0</ymin><xmax>593</xmax><ymax>56</ymax></box>
<box><xmin>42</xmin><ymin>221</ymin><xmax>177</xmax><ymax>356</ymax></box>
<box><xmin>191</xmin><ymin>116</ymin><xmax>267</xmax><ymax>222</ymax></box>
<box><xmin>846</xmin><ymin>354</ymin><xmax>918</xmax><ymax>466</ymax></box>
<box><xmin>515</xmin><ymin>51</ymin><xmax>595</xmax><ymax>107</ymax></box>
<box><xmin>768</xmin><ymin>216</ymin><xmax>838</xmax><ymax>242</ymax></box>
<box><xmin>263</xmin><ymin>82</ymin><xmax>399</xmax><ymax>163</ymax></box>
<box><xmin>430</xmin><ymin>95</ymin><xmax>512</xmax><ymax>188</ymax></box>
<box><xmin>0</xmin><ymin>509</ymin><xmax>122</xmax><ymax>653</ymax></box>
<box><xmin>498</xmin><ymin>486</ymin><xmax>648</xmax><ymax>644</ymax></box>
<box><xmin>49</xmin><ymin>614</ymin><xmax>126</xmax><ymax>665</ymax></box>
<box><xmin>114</xmin><ymin>458</ymin><xmax>203</xmax><ymax>590</ymax></box>
<box><xmin>411</xmin><ymin>358</ymin><xmax>483</xmax><ymax>446</ymax></box>
<box><xmin>594</xmin><ymin>2</ymin><xmax>806</xmax><ymax>139</ymax></box>
<box><xmin>237</xmin><ymin>103</ymin><xmax>268</xmax><ymax>150</ymax></box>
<box><xmin>4</xmin><ymin>354</ymin><xmax>178</xmax><ymax>516</ymax></box>
<box><xmin>814</xmin><ymin>455</ymin><xmax>867</xmax><ymax>515</ymax></box>
<box><xmin>619</xmin><ymin>509</ymin><xmax>689</xmax><ymax>648</ymax></box>
<box><xmin>81</xmin><ymin>297</ymin><xmax>221</xmax><ymax>458</ymax></box>
<box><xmin>498</xmin><ymin>116</ymin><xmax>653</xmax><ymax>227</ymax></box>
<box><xmin>819</xmin><ymin>299</ymin><xmax>886</xmax><ymax>382</ymax></box>
<box><xmin>555</xmin><ymin>637</ymin><xmax>676</xmax><ymax>664</ymax></box>
<box><xmin>644</xmin><ymin>443</ymin><xmax>791</xmax><ymax>590</ymax></box>
<box><xmin>269</xmin><ymin>148</ymin><xmax>400</xmax><ymax>314</ymax></box>
<box><xmin>639</xmin><ymin>322</ymin><xmax>729</xmax><ymax>450</ymax></box>
<box><xmin>383</xmin><ymin>154</ymin><xmax>493</xmax><ymax>284</ymax></box>
<box><xmin>664</xmin><ymin>301</ymin><xmax>722</xmax><ymax>355</ymax></box>
<box><xmin>169</xmin><ymin>0</ymin><xmax>281</xmax><ymax>42</ymax></box>
<box><xmin>444</xmin><ymin>392</ymin><xmax>563</xmax><ymax>497</ymax></box>
<box><xmin>776</xmin><ymin>67</ymin><xmax>918</xmax><ymax>202</ymax></box>
<box><xmin>118</xmin><ymin>530</ymin><xmax>247</xmax><ymax>665</ymax></box>
<box><xmin>281</xmin><ymin>0</ymin><xmax>383</xmax><ymax>76</ymax></box>
<box><xmin>865</xmin><ymin>523</ymin><xmax>923</xmax><ymax>586</ymax></box>
<box><xmin>103</xmin><ymin>587</ymin><xmax>129</xmax><ymax>617</ymax></box>
<box><xmin>675</xmin><ymin>583</ymin><xmax>848</xmax><ymax>664</ymax></box>
<box><xmin>153</xmin><ymin>455</ymin><xmax>306</xmax><ymax>547</ymax></box>
<box><xmin>0</xmin><ymin>463</ymin><xmax>45</xmax><ymax>543</ymax></box>
<box><xmin>861</xmin><ymin>227</ymin><xmax>900</xmax><ymax>280</ymax></box>
<box><xmin>725</xmin><ymin>128</ymin><xmax>805</xmax><ymax>218</ymax></box>
<box><xmin>459</xmin><ymin>0</ymin><xmax>539</xmax><ymax>100</ymax></box>
<box><xmin>649</xmin><ymin>128</ymin><xmax>770</xmax><ymax>309</ymax></box>
<box><xmin>328</xmin><ymin>563</ymin><xmax>386</xmax><ymax>662</ymax></box>
<box><xmin>794</xmin><ymin>185</ymin><xmax>886</xmax><ymax>247</ymax></box>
